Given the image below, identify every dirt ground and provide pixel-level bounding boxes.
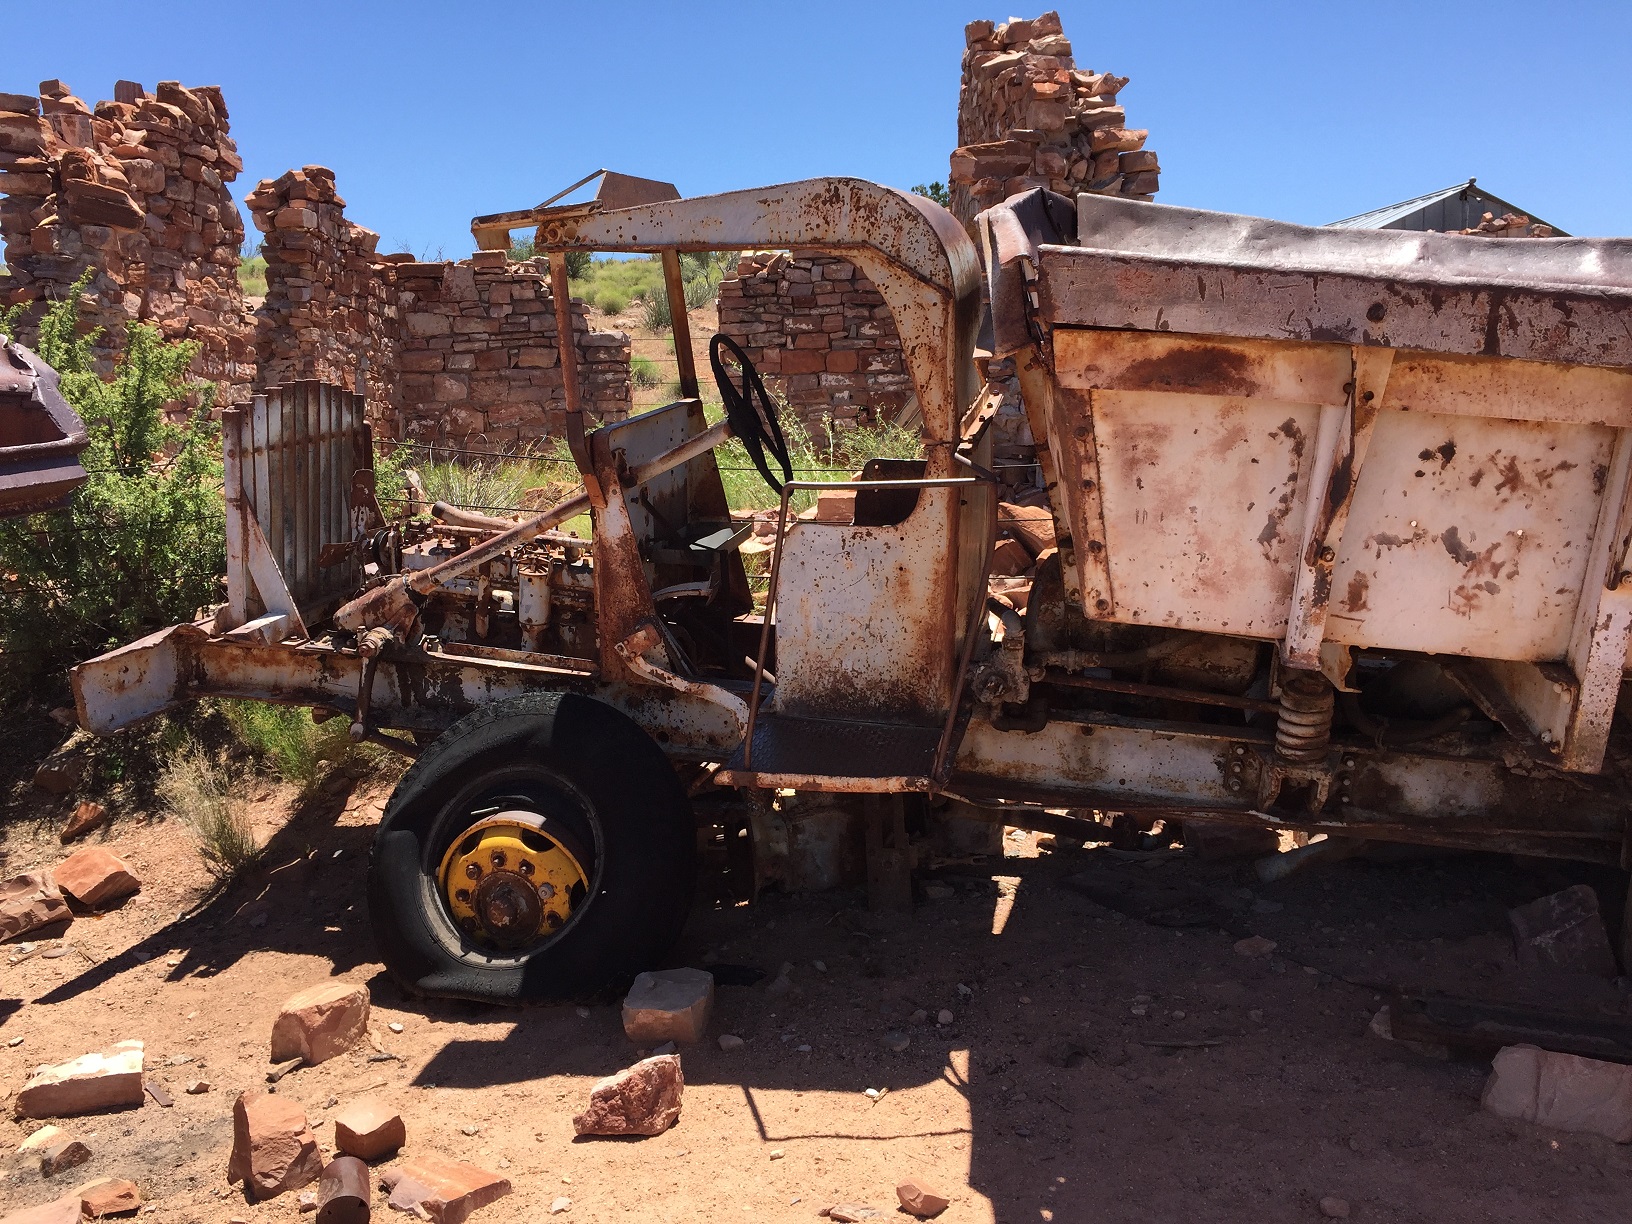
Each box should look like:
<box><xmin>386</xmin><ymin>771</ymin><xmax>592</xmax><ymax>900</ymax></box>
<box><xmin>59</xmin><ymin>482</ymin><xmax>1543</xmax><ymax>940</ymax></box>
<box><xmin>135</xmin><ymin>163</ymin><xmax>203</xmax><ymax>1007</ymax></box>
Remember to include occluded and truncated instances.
<box><xmin>3</xmin><ymin>763</ymin><xmax>1632</xmax><ymax>1223</ymax></box>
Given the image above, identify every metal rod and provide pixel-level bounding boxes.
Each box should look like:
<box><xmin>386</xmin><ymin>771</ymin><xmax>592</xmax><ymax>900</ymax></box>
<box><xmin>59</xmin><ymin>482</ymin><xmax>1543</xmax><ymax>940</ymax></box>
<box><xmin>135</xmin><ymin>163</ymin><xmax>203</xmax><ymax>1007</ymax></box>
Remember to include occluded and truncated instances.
<box><xmin>1040</xmin><ymin>669</ymin><xmax>1282</xmax><ymax>714</ymax></box>
<box><xmin>549</xmin><ymin>249</ymin><xmax>601</xmax><ymax>507</ymax></box>
<box><xmin>934</xmin><ymin>487</ymin><xmax>998</xmax><ymax>780</ymax></box>
<box><xmin>660</xmin><ymin>250</ymin><xmax>699</xmax><ymax>399</ymax></box>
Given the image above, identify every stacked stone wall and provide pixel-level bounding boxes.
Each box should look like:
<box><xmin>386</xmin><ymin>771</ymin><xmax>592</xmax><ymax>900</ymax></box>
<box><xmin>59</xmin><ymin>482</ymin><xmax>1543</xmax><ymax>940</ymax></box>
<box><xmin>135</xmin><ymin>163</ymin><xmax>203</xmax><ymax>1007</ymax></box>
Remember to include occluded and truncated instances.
<box><xmin>393</xmin><ymin>252</ymin><xmax>630</xmax><ymax>445</ymax></box>
<box><xmin>950</xmin><ymin>11</ymin><xmax>1159</xmax><ymax>232</ymax></box>
<box><xmin>247</xmin><ymin>166</ymin><xmax>399</xmax><ymax>427</ymax></box>
<box><xmin>0</xmin><ymin>78</ymin><xmax>254</xmax><ymax>402</ymax></box>
<box><xmin>714</xmin><ymin>251</ymin><xmax>910</xmax><ymax>431</ymax></box>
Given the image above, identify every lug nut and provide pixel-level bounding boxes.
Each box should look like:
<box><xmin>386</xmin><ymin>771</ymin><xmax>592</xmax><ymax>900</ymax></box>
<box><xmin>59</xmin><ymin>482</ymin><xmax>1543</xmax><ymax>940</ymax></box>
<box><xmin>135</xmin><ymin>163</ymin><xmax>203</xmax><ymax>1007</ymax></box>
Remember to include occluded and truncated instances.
<box><xmin>490</xmin><ymin>850</ymin><xmax>507</xmax><ymax>869</ymax></box>
<box><xmin>518</xmin><ymin>860</ymin><xmax>534</xmax><ymax>878</ymax></box>
<box><xmin>455</xmin><ymin>888</ymin><xmax>471</xmax><ymax>903</ymax></box>
<box><xmin>465</xmin><ymin>862</ymin><xmax>483</xmax><ymax>880</ymax></box>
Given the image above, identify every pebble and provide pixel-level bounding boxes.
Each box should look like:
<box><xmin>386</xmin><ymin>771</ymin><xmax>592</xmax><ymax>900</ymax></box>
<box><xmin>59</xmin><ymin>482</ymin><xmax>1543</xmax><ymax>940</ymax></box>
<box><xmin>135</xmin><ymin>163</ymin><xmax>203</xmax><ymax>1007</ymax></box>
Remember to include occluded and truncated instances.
<box><xmin>1248</xmin><ymin>1009</ymin><xmax>1265</xmax><ymax>1023</ymax></box>
<box><xmin>185</xmin><ymin>1080</ymin><xmax>211</xmax><ymax>1094</ymax></box>
<box><xmin>1018</xmin><ymin>996</ymin><xmax>1032</xmax><ymax>1004</ymax></box>
<box><xmin>769</xmin><ymin>1149</ymin><xmax>784</xmax><ymax>1160</ymax></box>
<box><xmin>1171</xmin><ymin>1010</ymin><xmax>1186</xmax><ymax>1020</ymax></box>
<box><xmin>718</xmin><ymin>1034</ymin><xmax>745</xmax><ymax>1052</ymax></box>
<box><xmin>575</xmin><ymin>1007</ymin><xmax>591</xmax><ymax>1019</ymax></box>
<box><xmin>910</xmin><ymin>1009</ymin><xmax>928</xmax><ymax>1024</ymax></box>
<box><xmin>461</xmin><ymin>1125</ymin><xmax>480</xmax><ymax>1136</ymax></box>
<box><xmin>388</xmin><ymin>1021</ymin><xmax>404</xmax><ymax>1033</ymax></box>
<box><xmin>550</xmin><ymin>1197</ymin><xmax>571</xmax><ymax>1214</ymax></box>
<box><xmin>1234</xmin><ymin>936</ymin><xmax>1278</xmax><ymax>957</ymax></box>
<box><xmin>7</xmin><ymin>1036</ymin><xmax>21</xmax><ymax>1047</ymax></box>
<box><xmin>795</xmin><ymin>1044</ymin><xmax>812</xmax><ymax>1053</ymax></box>
<box><xmin>956</xmin><ymin>984</ymin><xmax>972</xmax><ymax>999</ymax></box>
<box><xmin>883</xmin><ymin>1031</ymin><xmax>910</xmax><ymax>1053</ymax></box>
<box><xmin>1319</xmin><ymin>1197</ymin><xmax>1351</xmax><ymax>1219</ymax></box>
<box><xmin>652</xmin><ymin>1041</ymin><xmax>677</xmax><ymax>1056</ymax></box>
<box><xmin>937</xmin><ymin>1009</ymin><xmax>954</xmax><ymax>1025</ymax></box>
<box><xmin>298</xmin><ymin>1190</ymin><xmax>318</xmax><ymax>1213</ymax></box>
<box><xmin>812</xmin><ymin>960</ymin><xmax>827</xmax><ymax>972</ymax></box>
<box><xmin>1130</xmin><ymin>1006</ymin><xmax>1148</xmax><ymax>1017</ymax></box>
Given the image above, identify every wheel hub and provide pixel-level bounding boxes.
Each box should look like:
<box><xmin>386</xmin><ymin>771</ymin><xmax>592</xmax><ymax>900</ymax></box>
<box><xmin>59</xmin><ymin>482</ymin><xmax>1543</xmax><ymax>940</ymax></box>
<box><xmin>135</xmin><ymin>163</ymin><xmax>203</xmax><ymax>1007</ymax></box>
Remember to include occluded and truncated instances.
<box><xmin>438</xmin><ymin>816</ymin><xmax>587</xmax><ymax>950</ymax></box>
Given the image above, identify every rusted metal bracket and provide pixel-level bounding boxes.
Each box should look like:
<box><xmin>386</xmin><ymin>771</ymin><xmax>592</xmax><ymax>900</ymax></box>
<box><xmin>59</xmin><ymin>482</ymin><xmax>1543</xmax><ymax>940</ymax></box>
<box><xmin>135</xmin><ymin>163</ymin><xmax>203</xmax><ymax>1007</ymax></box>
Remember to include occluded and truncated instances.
<box><xmin>660</xmin><ymin>250</ymin><xmax>699</xmax><ymax>400</ymax></box>
<box><xmin>1282</xmin><ymin>346</ymin><xmax>1394</xmax><ymax>668</ymax></box>
<box><xmin>614</xmin><ymin>621</ymin><xmax>748</xmax><ymax>740</ymax></box>
<box><xmin>1561</xmin><ymin>425</ymin><xmax>1632</xmax><ymax>772</ymax></box>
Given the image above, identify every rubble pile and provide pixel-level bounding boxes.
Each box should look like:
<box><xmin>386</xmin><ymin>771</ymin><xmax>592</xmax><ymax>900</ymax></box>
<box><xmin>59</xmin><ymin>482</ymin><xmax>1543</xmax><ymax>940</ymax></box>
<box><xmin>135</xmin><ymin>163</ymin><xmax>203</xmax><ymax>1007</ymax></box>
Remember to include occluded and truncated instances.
<box><xmin>245</xmin><ymin>166</ymin><xmax>399</xmax><ymax>425</ymax></box>
<box><xmin>950</xmin><ymin>11</ymin><xmax>1159</xmax><ymax>232</ymax></box>
<box><xmin>1459</xmin><ymin>211</ymin><xmax>1555</xmax><ymax>238</ymax></box>
<box><xmin>393</xmin><ymin>251</ymin><xmax>631</xmax><ymax>444</ymax></box>
<box><xmin>0</xmin><ymin>78</ymin><xmax>255</xmax><ymax>403</ymax></box>
<box><xmin>714</xmin><ymin>251</ymin><xmax>910</xmax><ymax>431</ymax></box>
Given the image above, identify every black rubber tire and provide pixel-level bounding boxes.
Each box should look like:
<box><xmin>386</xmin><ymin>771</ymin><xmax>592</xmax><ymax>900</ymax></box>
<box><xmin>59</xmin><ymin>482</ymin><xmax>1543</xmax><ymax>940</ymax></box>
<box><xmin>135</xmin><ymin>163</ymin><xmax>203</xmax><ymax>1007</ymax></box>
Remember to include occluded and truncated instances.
<box><xmin>367</xmin><ymin>692</ymin><xmax>695</xmax><ymax>1004</ymax></box>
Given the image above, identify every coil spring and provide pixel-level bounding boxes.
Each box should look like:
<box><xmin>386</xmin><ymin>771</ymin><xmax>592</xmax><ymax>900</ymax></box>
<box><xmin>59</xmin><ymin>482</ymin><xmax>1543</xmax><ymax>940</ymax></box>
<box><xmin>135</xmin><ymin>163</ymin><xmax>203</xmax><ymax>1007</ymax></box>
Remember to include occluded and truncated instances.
<box><xmin>1275</xmin><ymin>672</ymin><xmax>1334</xmax><ymax>763</ymax></box>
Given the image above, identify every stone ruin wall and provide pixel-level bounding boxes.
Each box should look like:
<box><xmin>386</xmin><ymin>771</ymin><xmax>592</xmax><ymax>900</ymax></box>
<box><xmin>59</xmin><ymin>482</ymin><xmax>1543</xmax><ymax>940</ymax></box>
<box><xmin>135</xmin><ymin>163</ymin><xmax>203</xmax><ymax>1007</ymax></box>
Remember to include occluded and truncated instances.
<box><xmin>0</xmin><ymin>78</ymin><xmax>255</xmax><ymax>404</ymax></box>
<box><xmin>391</xmin><ymin>253</ymin><xmax>630</xmax><ymax>445</ymax></box>
<box><xmin>0</xmin><ymin>80</ymin><xmax>632</xmax><ymax>446</ymax></box>
<box><xmin>951</xmin><ymin>11</ymin><xmax>1159</xmax><ymax>232</ymax></box>
<box><xmin>247</xmin><ymin>166</ymin><xmax>399</xmax><ymax>426</ymax></box>
<box><xmin>714</xmin><ymin>251</ymin><xmax>910</xmax><ymax>431</ymax></box>
<box><xmin>247</xmin><ymin>166</ymin><xmax>630</xmax><ymax>444</ymax></box>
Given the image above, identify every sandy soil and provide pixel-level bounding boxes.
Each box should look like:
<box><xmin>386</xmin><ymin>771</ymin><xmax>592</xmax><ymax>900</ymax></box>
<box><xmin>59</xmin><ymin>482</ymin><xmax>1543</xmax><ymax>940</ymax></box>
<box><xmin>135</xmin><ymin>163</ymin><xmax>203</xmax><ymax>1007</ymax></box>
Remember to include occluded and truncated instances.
<box><xmin>3</xmin><ymin>766</ymin><xmax>1632</xmax><ymax>1223</ymax></box>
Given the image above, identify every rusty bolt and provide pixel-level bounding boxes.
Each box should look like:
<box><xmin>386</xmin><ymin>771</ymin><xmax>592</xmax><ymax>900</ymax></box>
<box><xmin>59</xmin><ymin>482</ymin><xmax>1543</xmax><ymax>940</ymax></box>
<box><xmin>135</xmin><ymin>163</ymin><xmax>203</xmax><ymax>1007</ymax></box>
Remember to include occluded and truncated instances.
<box><xmin>1342</xmin><ymin>756</ymin><xmax>1356</xmax><ymax>768</ymax></box>
<box><xmin>1095</xmin><ymin>598</ymin><xmax>1110</xmax><ymax>612</ymax></box>
<box><xmin>1074</xmin><ymin>426</ymin><xmax>1089</xmax><ymax>440</ymax></box>
<box><xmin>1230</xmin><ymin>762</ymin><xmax>1243</xmax><ymax>774</ymax></box>
<box><xmin>1319</xmin><ymin>546</ymin><xmax>1336</xmax><ymax>563</ymax></box>
<box><xmin>490</xmin><ymin>849</ymin><xmax>507</xmax><ymax>869</ymax></box>
<box><xmin>1087</xmin><ymin>540</ymin><xmax>1103</xmax><ymax>554</ymax></box>
<box><xmin>1062</xmin><ymin>551</ymin><xmax>1076</xmax><ymax>567</ymax></box>
<box><xmin>518</xmin><ymin>860</ymin><xmax>534</xmax><ymax>878</ymax></box>
<box><xmin>1234</xmin><ymin>745</ymin><xmax>1247</xmax><ymax>755</ymax></box>
<box><xmin>1227</xmin><ymin>779</ymin><xmax>1243</xmax><ymax>792</ymax></box>
<box><xmin>1082</xmin><ymin>478</ymin><xmax>1094</xmax><ymax>491</ymax></box>
<box><xmin>1366</xmin><ymin>302</ymin><xmax>1386</xmax><ymax>323</ymax></box>
<box><xmin>465</xmin><ymin>862</ymin><xmax>483</xmax><ymax>880</ymax></box>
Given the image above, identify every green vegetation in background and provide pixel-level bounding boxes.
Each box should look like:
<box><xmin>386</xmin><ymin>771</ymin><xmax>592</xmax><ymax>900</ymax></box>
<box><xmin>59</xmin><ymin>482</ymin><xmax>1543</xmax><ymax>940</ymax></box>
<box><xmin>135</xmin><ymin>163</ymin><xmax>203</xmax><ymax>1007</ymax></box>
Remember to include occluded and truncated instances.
<box><xmin>0</xmin><ymin>276</ymin><xmax>226</xmax><ymax>697</ymax></box>
<box><xmin>912</xmin><ymin>181</ymin><xmax>951</xmax><ymax>207</ymax></box>
<box><xmin>238</xmin><ymin>254</ymin><xmax>267</xmax><ymax>297</ymax></box>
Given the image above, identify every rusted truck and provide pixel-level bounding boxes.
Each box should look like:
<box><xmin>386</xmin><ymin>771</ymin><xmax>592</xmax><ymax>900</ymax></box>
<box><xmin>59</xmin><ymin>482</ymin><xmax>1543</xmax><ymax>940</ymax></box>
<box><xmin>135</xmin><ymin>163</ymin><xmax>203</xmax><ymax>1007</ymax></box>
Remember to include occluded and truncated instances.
<box><xmin>72</xmin><ymin>177</ymin><xmax>1632</xmax><ymax>1002</ymax></box>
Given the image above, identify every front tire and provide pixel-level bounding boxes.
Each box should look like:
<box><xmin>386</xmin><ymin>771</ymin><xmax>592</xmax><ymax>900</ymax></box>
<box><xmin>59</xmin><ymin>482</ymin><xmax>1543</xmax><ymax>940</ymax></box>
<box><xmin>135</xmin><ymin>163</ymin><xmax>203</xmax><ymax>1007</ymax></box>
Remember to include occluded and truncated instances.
<box><xmin>367</xmin><ymin>692</ymin><xmax>695</xmax><ymax>1004</ymax></box>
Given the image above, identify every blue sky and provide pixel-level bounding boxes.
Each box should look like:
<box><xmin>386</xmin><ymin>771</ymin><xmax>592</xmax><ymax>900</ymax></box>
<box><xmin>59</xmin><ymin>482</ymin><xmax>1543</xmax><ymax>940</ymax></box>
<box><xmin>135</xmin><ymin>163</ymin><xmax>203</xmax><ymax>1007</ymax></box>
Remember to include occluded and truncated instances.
<box><xmin>12</xmin><ymin>0</ymin><xmax>1630</xmax><ymax>253</ymax></box>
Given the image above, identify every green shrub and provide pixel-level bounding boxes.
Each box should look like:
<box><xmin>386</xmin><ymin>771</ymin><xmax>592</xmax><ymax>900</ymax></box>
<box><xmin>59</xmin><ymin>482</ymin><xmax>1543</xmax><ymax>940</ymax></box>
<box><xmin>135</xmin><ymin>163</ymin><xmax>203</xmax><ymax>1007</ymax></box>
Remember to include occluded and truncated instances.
<box><xmin>0</xmin><ymin>278</ymin><xmax>225</xmax><ymax>696</ymax></box>
<box><xmin>594</xmin><ymin>289</ymin><xmax>629</xmax><ymax>316</ymax></box>
<box><xmin>218</xmin><ymin>700</ymin><xmax>351</xmax><ymax>790</ymax></box>
<box><xmin>630</xmin><ymin>355</ymin><xmax>664</xmax><ymax>390</ymax></box>
<box><xmin>237</xmin><ymin>255</ymin><xmax>267</xmax><ymax>297</ymax></box>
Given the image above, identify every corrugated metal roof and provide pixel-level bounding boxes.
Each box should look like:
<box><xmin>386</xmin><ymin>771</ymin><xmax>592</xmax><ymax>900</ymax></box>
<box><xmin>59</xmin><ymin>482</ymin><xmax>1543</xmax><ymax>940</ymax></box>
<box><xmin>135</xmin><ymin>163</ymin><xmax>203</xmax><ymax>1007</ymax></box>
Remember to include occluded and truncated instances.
<box><xmin>1328</xmin><ymin>179</ymin><xmax>1568</xmax><ymax>236</ymax></box>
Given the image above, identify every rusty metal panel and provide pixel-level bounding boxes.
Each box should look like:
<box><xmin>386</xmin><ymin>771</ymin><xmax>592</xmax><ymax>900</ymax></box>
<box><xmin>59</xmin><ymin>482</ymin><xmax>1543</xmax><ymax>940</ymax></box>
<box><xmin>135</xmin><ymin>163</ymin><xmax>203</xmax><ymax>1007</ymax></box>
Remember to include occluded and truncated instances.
<box><xmin>771</xmin><ymin>487</ymin><xmax>961</xmax><ymax>724</ymax></box>
<box><xmin>1088</xmin><ymin>389</ymin><xmax>1321</xmax><ymax>636</ymax></box>
<box><xmin>1324</xmin><ymin>410</ymin><xmax>1613</xmax><ymax>659</ymax></box>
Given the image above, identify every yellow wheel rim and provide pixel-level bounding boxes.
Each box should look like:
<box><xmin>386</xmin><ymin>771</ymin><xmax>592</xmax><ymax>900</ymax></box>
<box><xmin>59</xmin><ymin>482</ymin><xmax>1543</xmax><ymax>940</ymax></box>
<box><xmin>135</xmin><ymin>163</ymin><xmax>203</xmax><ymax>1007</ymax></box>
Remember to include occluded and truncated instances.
<box><xmin>437</xmin><ymin>815</ymin><xmax>588</xmax><ymax>950</ymax></box>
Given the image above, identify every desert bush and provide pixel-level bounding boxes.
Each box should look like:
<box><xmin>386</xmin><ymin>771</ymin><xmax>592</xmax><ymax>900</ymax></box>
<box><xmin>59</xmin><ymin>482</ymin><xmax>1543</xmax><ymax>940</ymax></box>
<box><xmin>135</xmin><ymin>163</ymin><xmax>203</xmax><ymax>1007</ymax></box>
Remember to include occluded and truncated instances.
<box><xmin>630</xmin><ymin>355</ymin><xmax>663</xmax><ymax>389</ymax></box>
<box><xmin>159</xmin><ymin>743</ymin><xmax>260</xmax><ymax>880</ymax></box>
<box><xmin>217</xmin><ymin>700</ymin><xmax>353</xmax><ymax>790</ymax></box>
<box><xmin>237</xmin><ymin>255</ymin><xmax>267</xmax><ymax>298</ymax></box>
<box><xmin>593</xmin><ymin>289</ymin><xmax>629</xmax><ymax>316</ymax></box>
<box><xmin>0</xmin><ymin>277</ymin><xmax>225</xmax><ymax>696</ymax></box>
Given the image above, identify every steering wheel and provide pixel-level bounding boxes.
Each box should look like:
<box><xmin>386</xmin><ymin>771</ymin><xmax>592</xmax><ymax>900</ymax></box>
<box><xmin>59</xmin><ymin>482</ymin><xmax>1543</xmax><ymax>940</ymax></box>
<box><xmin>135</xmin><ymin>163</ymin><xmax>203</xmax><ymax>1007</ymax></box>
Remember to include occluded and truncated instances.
<box><xmin>710</xmin><ymin>333</ymin><xmax>793</xmax><ymax>494</ymax></box>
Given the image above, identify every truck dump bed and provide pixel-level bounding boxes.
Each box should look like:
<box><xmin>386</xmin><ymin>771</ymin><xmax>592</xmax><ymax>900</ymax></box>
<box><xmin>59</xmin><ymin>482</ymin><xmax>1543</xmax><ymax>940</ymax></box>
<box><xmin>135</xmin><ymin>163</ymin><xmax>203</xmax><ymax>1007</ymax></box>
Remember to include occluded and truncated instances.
<box><xmin>985</xmin><ymin>192</ymin><xmax>1632</xmax><ymax>774</ymax></box>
